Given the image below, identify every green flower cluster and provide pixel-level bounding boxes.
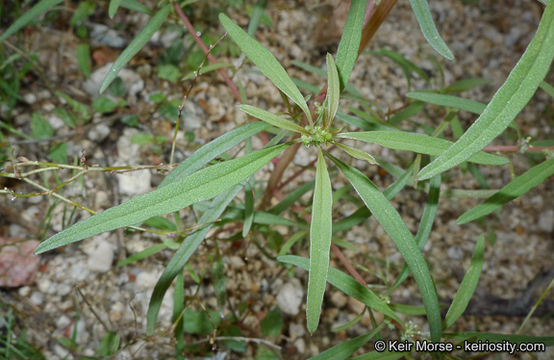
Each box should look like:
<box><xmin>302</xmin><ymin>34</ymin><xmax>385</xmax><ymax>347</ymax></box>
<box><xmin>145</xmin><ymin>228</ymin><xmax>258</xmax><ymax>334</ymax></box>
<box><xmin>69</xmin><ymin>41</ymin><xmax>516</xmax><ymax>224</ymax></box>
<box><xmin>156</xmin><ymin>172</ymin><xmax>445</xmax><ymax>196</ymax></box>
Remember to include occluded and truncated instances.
<box><xmin>301</xmin><ymin>126</ymin><xmax>333</xmax><ymax>147</ymax></box>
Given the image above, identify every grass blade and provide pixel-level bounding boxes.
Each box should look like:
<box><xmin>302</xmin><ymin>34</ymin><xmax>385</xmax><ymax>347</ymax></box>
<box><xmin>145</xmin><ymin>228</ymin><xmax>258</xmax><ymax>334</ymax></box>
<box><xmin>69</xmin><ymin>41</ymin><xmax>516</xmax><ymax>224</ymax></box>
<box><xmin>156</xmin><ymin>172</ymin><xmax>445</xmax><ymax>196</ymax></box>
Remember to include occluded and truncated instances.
<box><xmin>35</xmin><ymin>144</ymin><xmax>287</xmax><ymax>254</ymax></box>
<box><xmin>147</xmin><ymin>186</ymin><xmax>242</xmax><ymax>334</ymax></box>
<box><xmin>407</xmin><ymin>92</ymin><xmax>485</xmax><ymax>114</ymax></box>
<box><xmin>307</xmin><ymin>149</ymin><xmax>333</xmax><ymax>333</ymax></box>
<box><xmin>160</xmin><ymin>122</ymin><xmax>269</xmax><ymax>187</ymax></box>
<box><xmin>309</xmin><ymin>324</ymin><xmax>385</xmax><ymax>360</ymax></box>
<box><xmin>279</xmin><ymin>255</ymin><xmax>400</xmax><ymax>322</ymax></box>
<box><xmin>120</xmin><ymin>0</ymin><xmax>152</xmax><ymax>15</ymax></box>
<box><xmin>99</xmin><ymin>5</ymin><xmax>170</xmax><ymax>93</ymax></box>
<box><xmin>220</xmin><ymin>13</ymin><xmax>312</xmax><ymax>124</ymax></box>
<box><xmin>239</xmin><ymin>105</ymin><xmax>308</xmax><ymax>134</ymax></box>
<box><xmin>325</xmin><ymin>53</ymin><xmax>340</xmax><ymax>127</ymax></box>
<box><xmin>409</xmin><ymin>0</ymin><xmax>454</xmax><ymax>60</ymax></box>
<box><xmin>0</xmin><ymin>0</ymin><xmax>63</xmax><ymax>44</ymax></box>
<box><xmin>457</xmin><ymin>157</ymin><xmax>554</xmax><ymax>224</ymax></box>
<box><xmin>335</xmin><ymin>0</ymin><xmax>366</xmax><ymax>90</ymax></box>
<box><xmin>328</xmin><ymin>153</ymin><xmax>441</xmax><ymax>341</ymax></box>
<box><xmin>242</xmin><ymin>183</ymin><xmax>254</xmax><ymax>237</ymax></box>
<box><xmin>247</xmin><ymin>0</ymin><xmax>268</xmax><ymax>35</ymax></box>
<box><xmin>418</xmin><ymin>2</ymin><xmax>554</xmax><ymax>180</ymax></box>
<box><xmin>338</xmin><ymin>131</ymin><xmax>508</xmax><ymax>166</ymax></box>
<box><xmin>444</xmin><ymin>235</ymin><xmax>485</xmax><ymax>328</ymax></box>
<box><xmin>540</xmin><ymin>80</ymin><xmax>554</xmax><ymax>98</ymax></box>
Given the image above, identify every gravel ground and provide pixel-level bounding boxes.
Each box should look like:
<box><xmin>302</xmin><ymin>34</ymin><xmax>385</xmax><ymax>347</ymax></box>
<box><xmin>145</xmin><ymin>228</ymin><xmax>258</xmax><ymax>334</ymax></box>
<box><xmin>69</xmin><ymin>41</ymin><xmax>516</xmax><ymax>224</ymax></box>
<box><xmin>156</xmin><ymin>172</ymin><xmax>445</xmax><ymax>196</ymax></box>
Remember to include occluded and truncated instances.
<box><xmin>1</xmin><ymin>1</ymin><xmax>553</xmax><ymax>359</ymax></box>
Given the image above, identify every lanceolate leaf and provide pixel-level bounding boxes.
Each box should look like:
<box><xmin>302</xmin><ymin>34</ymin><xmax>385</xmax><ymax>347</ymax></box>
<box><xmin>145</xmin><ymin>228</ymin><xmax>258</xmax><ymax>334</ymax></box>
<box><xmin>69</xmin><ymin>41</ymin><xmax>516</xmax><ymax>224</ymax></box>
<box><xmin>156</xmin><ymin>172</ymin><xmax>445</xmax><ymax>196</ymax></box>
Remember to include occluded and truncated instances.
<box><xmin>335</xmin><ymin>143</ymin><xmax>376</xmax><ymax>164</ymax></box>
<box><xmin>409</xmin><ymin>0</ymin><xmax>454</xmax><ymax>60</ymax></box>
<box><xmin>307</xmin><ymin>149</ymin><xmax>333</xmax><ymax>333</ymax></box>
<box><xmin>160</xmin><ymin>122</ymin><xmax>269</xmax><ymax>187</ymax></box>
<box><xmin>407</xmin><ymin>92</ymin><xmax>486</xmax><ymax>114</ymax></box>
<box><xmin>35</xmin><ymin>144</ymin><xmax>287</xmax><ymax>254</ymax></box>
<box><xmin>279</xmin><ymin>255</ymin><xmax>400</xmax><ymax>322</ymax></box>
<box><xmin>308</xmin><ymin>324</ymin><xmax>385</xmax><ymax>360</ymax></box>
<box><xmin>457</xmin><ymin>157</ymin><xmax>554</xmax><ymax>224</ymax></box>
<box><xmin>325</xmin><ymin>53</ymin><xmax>340</xmax><ymax>127</ymax></box>
<box><xmin>335</xmin><ymin>0</ymin><xmax>366</xmax><ymax>90</ymax></box>
<box><xmin>418</xmin><ymin>2</ymin><xmax>554</xmax><ymax>180</ymax></box>
<box><xmin>338</xmin><ymin>131</ymin><xmax>508</xmax><ymax>166</ymax></box>
<box><xmin>219</xmin><ymin>13</ymin><xmax>312</xmax><ymax>124</ymax></box>
<box><xmin>239</xmin><ymin>105</ymin><xmax>308</xmax><ymax>134</ymax></box>
<box><xmin>99</xmin><ymin>5</ymin><xmax>171</xmax><ymax>93</ymax></box>
<box><xmin>0</xmin><ymin>0</ymin><xmax>63</xmax><ymax>44</ymax></box>
<box><xmin>328</xmin><ymin>153</ymin><xmax>441</xmax><ymax>341</ymax></box>
<box><xmin>108</xmin><ymin>0</ymin><xmax>123</xmax><ymax>18</ymax></box>
<box><xmin>147</xmin><ymin>185</ymin><xmax>242</xmax><ymax>334</ymax></box>
<box><xmin>444</xmin><ymin>235</ymin><xmax>485</xmax><ymax>328</ymax></box>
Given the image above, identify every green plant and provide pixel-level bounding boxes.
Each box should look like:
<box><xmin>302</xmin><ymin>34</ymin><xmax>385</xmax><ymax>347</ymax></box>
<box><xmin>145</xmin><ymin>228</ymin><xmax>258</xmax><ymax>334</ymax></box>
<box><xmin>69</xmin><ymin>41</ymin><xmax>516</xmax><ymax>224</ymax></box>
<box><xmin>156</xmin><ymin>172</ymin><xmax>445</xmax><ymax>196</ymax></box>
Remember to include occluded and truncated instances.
<box><xmin>2</xmin><ymin>0</ymin><xmax>554</xmax><ymax>358</ymax></box>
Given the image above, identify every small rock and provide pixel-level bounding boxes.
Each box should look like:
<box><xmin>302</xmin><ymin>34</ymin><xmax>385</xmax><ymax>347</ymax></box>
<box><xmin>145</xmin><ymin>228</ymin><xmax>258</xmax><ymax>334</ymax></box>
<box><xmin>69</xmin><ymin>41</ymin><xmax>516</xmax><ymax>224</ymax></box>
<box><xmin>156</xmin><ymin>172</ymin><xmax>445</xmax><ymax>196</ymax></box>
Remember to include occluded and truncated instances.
<box><xmin>135</xmin><ymin>271</ymin><xmax>159</xmax><ymax>291</ymax></box>
<box><xmin>88</xmin><ymin>123</ymin><xmax>111</xmax><ymax>142</ymax></box>
<box><xmin>95</xmin><ymin>190</ymin><xmax>110</xmax><ymax>208</ymax></box>
<box><xmin>116</xmin><ymin>170</ymin><xmax>152</xmax><ymax>195</ymax></box>
<box><xmin>294</xmin><ymin>338</ymin><xmax>306</xmax><ymax>353</ymax></box>
<box><xmin>228</xmin><ymin>256</ymin><xmax>245</xmax><ymax>269</ymax></box>
<box><xmin>85</xmin><ymin>238</ymin><xmax>115</xmax><ymax>272</ymax></box>
<box><xmin>276</xmin><ymin>279</ymin><xmax>304</xmax><ymax>315</ymax></box>
<box><xmin>30</xmin><ymin>291</ymin><xmax>44</xmax><ymax>306</ymax></box>
<box><xmin>90</xmin><ymin>23</ymin><xmax>126</xmax><ymax>48</ymax></box>
<box><xmin>294</xmin><ymin>146</ymin><xmax>314</xmax><ymax>167</ymax></box>
<box><xmin>23</xmin><ymin>93</ymin><xmax>37</xmax><ymax>104</ymax></box>
<box><xmin>447</xmin><ymin>246</ymin><xmax>464</xmax><ymax>260</ymax></box>
<box><xmin>289</xmin><ymin>322</ymin><xmax>305</xmax><ymax>340</ymax></box>
<box><xmin>56</xmin><ymin>283</ymin><xmax>72</xmax><ymax>296</ymax></box>
<box><xmin>347</xmin><ymin>297</ymin><xmax>365</xmax><ymax>314</ymax></box>
<box><xmin>0</xmin><ymin>238</ymin><xmax>40</xmax><ymax>287</ymax></box>
<box><xmin>180</xmin><ymin>100</ymin><xmax>205</xmax><ymax>130</ymax></box>
<box><xmin>330</xmin><ymin>291</ymin><xmax>348</xmax><ymax>308</ymax></box>
<box><xmin>83</xmin><ymin>63</ymin><xmax>143</xmax><ymax>98</ymax></box>
<box><xmin>56</xmin><ymin>315</ymin><xmax>71</xmax><ymax>330</ymax></box>
<box><xmin>48</xmin><ymin>114</ymin><xmax>65</xmax><ymax>130</ymax></box>
<box><xmin>538</xmin><ymin>209</ymin><xmax>553</xmax><ymax>233</ymax></box>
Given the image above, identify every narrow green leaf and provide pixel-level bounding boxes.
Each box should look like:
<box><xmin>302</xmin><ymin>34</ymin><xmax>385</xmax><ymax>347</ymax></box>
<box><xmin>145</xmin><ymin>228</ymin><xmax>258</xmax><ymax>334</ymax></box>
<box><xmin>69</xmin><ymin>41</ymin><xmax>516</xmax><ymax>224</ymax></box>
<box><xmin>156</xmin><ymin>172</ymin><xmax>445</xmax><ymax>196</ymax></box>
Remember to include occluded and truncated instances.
<box><xmin>212</xmin><ymin>256</ymin><xmax>226</xmax><ymax>312</ymax></box>
<box><xmin>409</xmin><ymin>0</ymin><xmax>454</xmax><ymax>60</ymax></box>
<box><xmin>219</xmin><ymin>13</ymin><xmax>312</xmax><ymax>124</ymax></box>
<box><xmin>100</xmin><ymin>5</ymin><xmax>170</xmax><ymax>93</ymax></box>
<box><xmin>261</xmin><ymin>307</ymin><xmax>283</xmax><ymax>337</ymax></box>
<box><xmin>182</xmin><ymin>62</ymin><xmax>233</xmax><ymax>80</ymax></box>
<box><xmin>442</xmin><ymin>78</ymin><xmax>490</xmax><ymax>93</ymax></box>
<box><xmin>247</xmin><ymin>0</ymin><xmax>268</xmax><ymax>35</ymax></box>
<box><xmin>418</xmin><ymin>2</ymin><xmax>554</xmax><ymax>180</ymax></box>
<box><xmin>457</xmin><ymin>157</ymin><xmax>554</xmax><ymax>224</ymax></box>
<box><xmin>120</xmin><ymin>0</ymin><xmax>152</xmax><ymax>15</ymax></box>
<box><xmin>328</xmin><ymin>153</ymin><xmax>441</xmax><ymax>341</ymax></box>
<box><xmin>335</xmin><ymin>142</ymin><xmax>376</xmax><ymax>164</ymax></box>
<box><xmin>0</xmin><ymin>0</ymin><xmax>63</xmax><ymax>44</ymax></box>
<box><xmin>35</xmin><ymin>144</ymin><xmax>287</xmax><ymax>254</ymax></box>
<box><xmin>279</xmin><ymin>255</ymin><xmax>400</xmax><ymax>322</ymax></box>
<box><xmin>269</xmin><ymin>180</ymin><xmax>314</xmax><ymax>214</ymax></box>
<box><xmin>391</xmin><ymin>173</ymin><xmax>440</xmax><ymax>291</ymax></box>
<box><xmin>160</xmin><ymin>122</ymin><xmax>269</xmax><ymax>187</ymax></box>
<box><xmin>325</xmin><ymin>53</ymin><xmax>340</xmax><ymax>127</ymax></box>
<box><xmin>239</xmin><ymin>105</ymin><xmax>308</xmax><ymax>134</ymax></box>
<box><xmin>389</xmin><ymin>303</ymin><xmax>427</xmax><ymax>316</ymax></box>
<box><xmin>117</xmin><ymin>243</ymin><xmax>166</xmax><ymax>267</ymax></box>
<box><xmin>278</xmin><ymin>231</ymin><xmax>307</xmax><ymax>256</ymax></box>
<box><xmin>389</xmin><ymin>101</ymin><xmax>424</xmax><ymax>126</ymax></box>
<box><xmin>444</xmin><ymin>235</ymin><xmax>485</xmax><ymax>328</ymax></box>
<box><xmin>338</xmin><ymin>131</ymin><xmax>508</xmax><ymax>166</ymax></box>
<box><xmin>407</xmin><ymin>92</ymin><xmax>485</xmax><ymax>114</ymax></box>
<box><xmin>309</xmin><ymin>324</ymin><xmax>385</xmax><ymax>360</ymax></box>
<box><xmin>147</xmin><ymin>185</ymin><xmax>241</xmax><ymax>334</ymax></box>
<box><xmin>108</xmin><ymin>0</ymin><xmax>123</xmax><ymax>18</ymax></box>
<box><xmin>307</xmin><ymin>149</ymin><xmax>333</xmax><ymax>333</ymax></box>
<box><xmin>76</xmin><ymin>43</ymin><xmax>91</xmax><ymax>77</ymax></box>
<box><xmin>242</xmin><ymin>184</ymin><xmax>254</xmax><ymax>237</ymax></box>
<box><xmin>335</xmin><ymin>0</ymin><xmax>366</xmax><ymax>90</ymax></box>
<box><xmin>540</xmin><ymin>80</ymin><xmax>554</xmax><ymax>97</ymax></box>
<box><xmin>173</xmin><ymin>271</ymin><xmax>185</xmax><ymax>358</ymax></box>
<box><xmin>370</xmin><ymin>48</ymin><xmax>430</xmax><ymax>85</ymax></box>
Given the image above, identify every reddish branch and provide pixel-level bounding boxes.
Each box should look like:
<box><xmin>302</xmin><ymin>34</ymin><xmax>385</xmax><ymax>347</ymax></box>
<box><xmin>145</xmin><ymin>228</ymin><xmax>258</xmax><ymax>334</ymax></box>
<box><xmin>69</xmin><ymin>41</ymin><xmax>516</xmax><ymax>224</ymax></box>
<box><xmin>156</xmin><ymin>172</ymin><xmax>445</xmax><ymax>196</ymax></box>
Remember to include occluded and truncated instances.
<box><xmin>173</xmin><ymin>2</ymin><xmax>241</xmax><ymax>103</ymax></box>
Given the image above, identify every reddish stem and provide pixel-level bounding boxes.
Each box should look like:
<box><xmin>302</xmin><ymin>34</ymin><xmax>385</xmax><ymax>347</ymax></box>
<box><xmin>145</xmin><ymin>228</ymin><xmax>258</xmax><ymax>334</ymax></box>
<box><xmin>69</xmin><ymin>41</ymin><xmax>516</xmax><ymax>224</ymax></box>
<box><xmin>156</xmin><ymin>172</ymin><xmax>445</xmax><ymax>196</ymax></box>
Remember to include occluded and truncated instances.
<box><xmin>173</xmin><ymin>2</ymin><xmax>241</xmax><ymax>103</ymax></box>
